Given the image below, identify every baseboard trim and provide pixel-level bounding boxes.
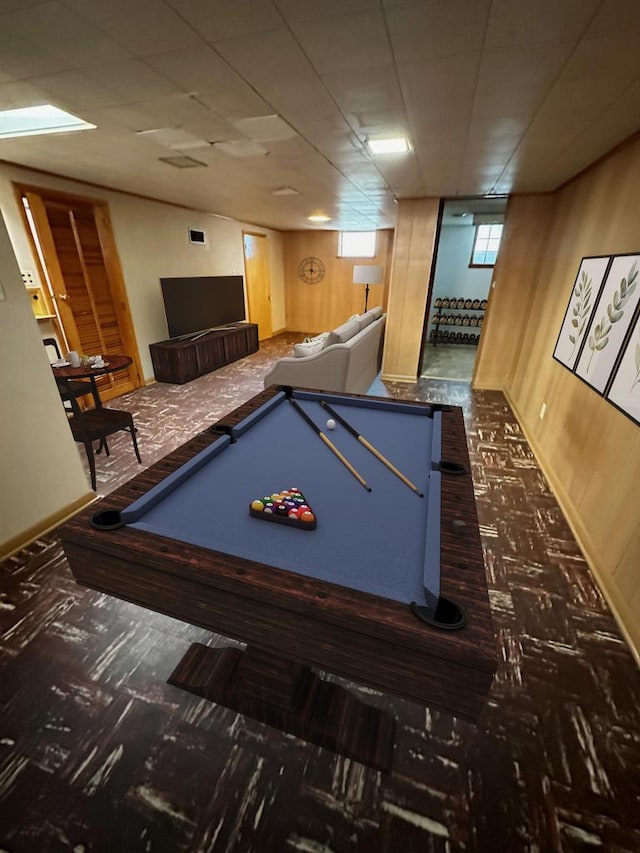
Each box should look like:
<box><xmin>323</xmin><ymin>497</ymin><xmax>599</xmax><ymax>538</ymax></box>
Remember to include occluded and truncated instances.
<box><xmin>1</xmin><ymin>491</ymin><xmax>97</xmax><ymax>560</ymax></box>
<box><xmin>380</xmin><ymin>372</ymin><xmax>416</xmax><ymax>383</ymax></box>
<box><xmin>504</xmin><ymin>389</ymin><xmax>640</xmax><ymax>666</ymax></box>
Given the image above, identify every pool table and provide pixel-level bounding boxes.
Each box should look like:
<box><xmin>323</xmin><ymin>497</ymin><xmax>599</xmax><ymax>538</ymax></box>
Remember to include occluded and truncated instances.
<box><xmin>60</xmin><ymin>386</ymin><xmax>496</xmax><ymax>772</ymax></box>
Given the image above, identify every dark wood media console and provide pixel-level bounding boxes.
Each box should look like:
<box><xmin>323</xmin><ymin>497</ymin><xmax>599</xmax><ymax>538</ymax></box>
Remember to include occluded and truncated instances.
<box><xmin>149</xmin><ymin>323</ymin><xmax>259</xmax><ymax>384</ymax></box>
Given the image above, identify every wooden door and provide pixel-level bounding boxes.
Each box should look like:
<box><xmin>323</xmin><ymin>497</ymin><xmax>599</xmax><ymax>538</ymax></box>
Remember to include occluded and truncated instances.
<box><xmin>21</xmin><ymin>188</ymin><xmax>142</xmax><ymax>402</ymax></box>
<box><xmin>243</xmin><ymin>232</ymin><xmax>272</xmax><ymax>340</ymax></box>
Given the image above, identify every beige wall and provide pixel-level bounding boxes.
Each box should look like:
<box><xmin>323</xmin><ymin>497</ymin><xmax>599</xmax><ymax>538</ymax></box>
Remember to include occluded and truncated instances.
<box><xmin>0</xmin><ymin>163</ymin><xmax>285</xmax><ymax>381</ymax></box>
<box><xmin>0</xmin><ymin>210</ymin><xmax>92</xmax><ymax>555</ymax></box>
<box><xmin>382</xmin><ymin>198</ymin><xmax>440</xmax><ymax>382</ymax></box>
<box><xmin>282</xmin><ymin>229</ymin><xmax>393</xmax><ymax>333</ymax></box>
<box><xmin>474</xmin><ymin>136</ymin><xmax>640</xmax><ymax>657</ymax></box>
<box><xmin>0</xmin><ymin>163</ymin><xmax>286</xmax><ymax>554</ymax></box>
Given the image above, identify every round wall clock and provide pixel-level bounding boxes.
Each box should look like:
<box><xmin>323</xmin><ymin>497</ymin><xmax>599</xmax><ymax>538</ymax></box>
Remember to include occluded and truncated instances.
<box><xmin>298</xmin><ymin>256</ymin><xmax>325</xmax><ymax>284</ymax></box>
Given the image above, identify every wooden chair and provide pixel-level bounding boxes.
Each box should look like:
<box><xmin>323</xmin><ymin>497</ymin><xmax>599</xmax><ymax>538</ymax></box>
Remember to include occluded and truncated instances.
<box><xmin>43</xmin><ymin>337</ymin><xmax>93</xmax><ymax>409</ymax></box>
<box><xmin>64</xmin><ymin>393</ymin><xmax>142</xmax><ymax>490</ymax></box>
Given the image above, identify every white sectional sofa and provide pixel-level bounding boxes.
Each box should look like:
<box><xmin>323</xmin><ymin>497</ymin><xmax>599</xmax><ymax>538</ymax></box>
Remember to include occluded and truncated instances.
<box><xmin>263</xmin><ymin>306</ymin><xmax>386</xmax><ymax>395</ymax></box>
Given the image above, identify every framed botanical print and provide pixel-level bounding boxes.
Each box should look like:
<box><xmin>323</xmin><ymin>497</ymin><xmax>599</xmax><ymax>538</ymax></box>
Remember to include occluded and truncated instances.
<box><xmin>606</xmin><ymin>310</ymin><xmax>640</xmax><ymax>425</ymax></box>
<box><xmin>553</xmin><ymin>256</ymin><xmax>610</xmax><ymax>371</ymax></box>
<box><xmin>574</xmin><ymin>254</ymin><xmax>639</xmax><ymax>394</ymax></box>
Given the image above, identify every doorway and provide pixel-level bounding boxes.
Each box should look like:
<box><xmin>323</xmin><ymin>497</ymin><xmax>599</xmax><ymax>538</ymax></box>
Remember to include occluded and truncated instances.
<box><xmin>16</xmin><ymin>184</ymin><xmax>142</xmax><ymax>402</ymax></box>
<box><xmin>420</xmin><ymin>197</ymin><xmax>507</xmax><ymax>382</ymax></box>
<box><xmin>242</xmin><ymin>232</ymin><xmax>272</xmax><ymax>340</ymax></box>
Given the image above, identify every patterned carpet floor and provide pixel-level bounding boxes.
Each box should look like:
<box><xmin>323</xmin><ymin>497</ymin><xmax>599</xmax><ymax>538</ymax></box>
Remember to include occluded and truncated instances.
<box><xmin>2</xmin><ymin>334</ymin><xmax>639</xmax><ymax>852</ymax></box>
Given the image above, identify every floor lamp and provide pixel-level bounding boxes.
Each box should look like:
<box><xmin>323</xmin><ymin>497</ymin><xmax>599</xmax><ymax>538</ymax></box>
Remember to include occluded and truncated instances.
<box><xmin>353</xmin><ymin>265</ymin><xmax>383</xmax><ymax>313</ymax></box>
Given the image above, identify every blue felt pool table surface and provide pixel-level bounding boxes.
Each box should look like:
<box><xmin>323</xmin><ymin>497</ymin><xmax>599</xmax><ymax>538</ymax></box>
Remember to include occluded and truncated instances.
<box><xmin>122</xmin><ymin>390</ymin><xmax>443</xmax><ymax>607</ymax></box>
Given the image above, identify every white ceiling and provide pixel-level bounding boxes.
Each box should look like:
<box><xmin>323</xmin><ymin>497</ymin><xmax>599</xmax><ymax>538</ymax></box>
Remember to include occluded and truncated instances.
<box><xmin>1</xmin><ymin>0</ymin><xmax>639</xmax><ymax>231</ymax></box>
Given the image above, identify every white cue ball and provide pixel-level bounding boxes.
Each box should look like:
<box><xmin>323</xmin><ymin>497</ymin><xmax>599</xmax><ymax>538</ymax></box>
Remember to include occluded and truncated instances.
<box><xmin>326</xmin><ymin>418</ymin><xmax>336</xmax><ymax>430</ymax></box>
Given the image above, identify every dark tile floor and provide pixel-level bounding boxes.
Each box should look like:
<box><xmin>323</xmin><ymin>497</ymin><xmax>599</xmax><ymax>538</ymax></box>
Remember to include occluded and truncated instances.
<box><xmin>2</xmin><ymin>334</ymin><xmax>639</xmax><ymax>852</ymax></box>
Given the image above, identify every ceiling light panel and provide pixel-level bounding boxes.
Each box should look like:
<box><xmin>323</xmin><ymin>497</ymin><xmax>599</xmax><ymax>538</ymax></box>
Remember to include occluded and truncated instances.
<box><xmin>0</xmin><ymin>104</ymin><xmax>95</xmax><ymax>138</ymax></box>
<box><xmin>368</xmin><ymin>137</ymin><xmax>410</xmax><ymax>154</ymax></box>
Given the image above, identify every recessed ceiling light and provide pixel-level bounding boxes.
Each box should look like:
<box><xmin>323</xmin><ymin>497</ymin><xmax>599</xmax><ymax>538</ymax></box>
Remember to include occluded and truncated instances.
<box><xmin>368</xmin><ymin>137</ymin><xmax>410</xmax><ymax>154</ymax></box>
<box><xmin>0</xmin><ymin>104</ymin><xmax>96</xmax><ymax>139</ymax></box>
<box><xmin>308</xmin><ymin>214</ymin><xmax>331</xmax><ymax>222</ymax></box>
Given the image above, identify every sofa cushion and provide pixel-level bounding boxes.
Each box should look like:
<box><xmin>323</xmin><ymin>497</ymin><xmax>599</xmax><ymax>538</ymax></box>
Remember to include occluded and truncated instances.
<box><xmin>326</xmin><ymin>317</ymin><xmax>361</xmax><ymax>346</ymax></box>
<box><xmin>363</xmin><ymin>305</ymin><xmax>383</xmax><ymax>321</ymax></box>
<box><xmin>292</xmin><ymin>335</ymin><xmax>328</xmax><ymax>357</ymax></box>
<box><xmin>357</xmin><ymin>311</ymin><xmax>375</xmax><ymax>331</ymax></box>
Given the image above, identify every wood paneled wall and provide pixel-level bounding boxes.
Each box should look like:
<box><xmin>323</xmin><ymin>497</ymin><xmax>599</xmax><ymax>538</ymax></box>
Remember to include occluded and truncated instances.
<box><xmin>474</xmin><ymin>136</ymin><xmax>640</xmax><ymax>658</ymax></box>
<box><xmin>381</xmin><ymin>198</ymin><xmax>440</xmax><ymax>382</ymax></box>
<box><xmin>282</xmin><ymin>230</ymin><xmax>393</xmax><ymax>334</ymax></box>
<box><xmin>473</xmin><ymin>194</ymin><xmax>556</xmax><ymax>389</ymax></box>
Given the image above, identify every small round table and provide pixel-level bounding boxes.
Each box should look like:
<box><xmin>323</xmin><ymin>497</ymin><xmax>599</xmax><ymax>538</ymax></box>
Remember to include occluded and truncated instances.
<box><xmin>52</xmin><ymin>354</ymin><xmax>133</xmax><ymax>408</ymax></box>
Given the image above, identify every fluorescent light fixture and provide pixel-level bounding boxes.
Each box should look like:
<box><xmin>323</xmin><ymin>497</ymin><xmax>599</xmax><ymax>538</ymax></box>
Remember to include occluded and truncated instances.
<box><xmin>368</xmin><ymin>137</ymin><xmax>409</xmax><ymax>154</ymax></box>
<box><xmin>0</xmin><ymin>104</ymin><xmax>96</xmax><ymax>139</ymax></box>
<box><xmin>308</xmin><ymin>214</ymin><xmax>331</xmax><ymax>222</ymax></box>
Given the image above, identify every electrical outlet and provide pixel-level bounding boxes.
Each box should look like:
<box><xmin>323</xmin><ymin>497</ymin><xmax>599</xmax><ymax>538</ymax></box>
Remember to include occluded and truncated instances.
<box><xmin>21</xmin><ymin>270</ymin><xmax>35</xmax><ymax>286</ymax></box>
<box><xmin>539</xmin><ymin>402</ymin><xmax>547</xmax><ymax>420</ymax></box>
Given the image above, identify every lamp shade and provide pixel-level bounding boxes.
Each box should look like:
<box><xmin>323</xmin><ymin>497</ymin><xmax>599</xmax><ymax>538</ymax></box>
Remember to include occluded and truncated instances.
<box><xmin>353</xmin><ymin>265</ymin><xmax>383</xmax><ymax>285</ymax></box>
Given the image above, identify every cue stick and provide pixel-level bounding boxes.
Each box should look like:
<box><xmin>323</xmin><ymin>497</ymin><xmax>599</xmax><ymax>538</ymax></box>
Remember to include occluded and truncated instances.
<box><xmin>288</xmin><ymin>398</ymin><xmax>372</xmax><ymax>492</ymax></box>
<box><xmin>319</xmin><ymin>400</ymin><xmax>424</xmax><ymax>497</ymax></box>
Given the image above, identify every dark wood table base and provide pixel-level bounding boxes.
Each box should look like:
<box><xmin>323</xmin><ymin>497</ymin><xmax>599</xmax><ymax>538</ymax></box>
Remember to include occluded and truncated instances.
<box><xmin>167</xmin><ymin>643</ymin><xmax>396</xmax><ymax>773</ymax></box>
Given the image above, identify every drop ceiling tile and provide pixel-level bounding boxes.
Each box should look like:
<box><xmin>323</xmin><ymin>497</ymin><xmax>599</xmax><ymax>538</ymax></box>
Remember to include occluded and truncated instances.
<box><xmin>585</xmin><ymin>0</ymin><xmax>640</xmax><ymax>38</ymax></box>
<box><xmin>472</xmin><ymin>81</ymin><xmax>548</xmax><ymax>122</ymax></box>
<box><xmin>0</xmin><ymin>31</ymin><xmax>75</xmax><ymax>79</ymax></box>
<box><xmin>274</xmin><ymin>0</ymin><xmax>379</xmax><ymax>23</ymax></box>
<box><xmin>144</xmin><ymin>45</ymin><xmax>248</xmax><ymax>94</ymax></box>
<box><xmin>386</xmin><ymin>0</ymin><xmax>490</xmax><ymax>63</ymax></box>
<box><xmin>213</xmin><ymin>27</ymin><xmax>315</xmax><ymax>88</ymax></box>
<box><xmin>320</xmin><ymin>65</ymin><xmax>404</xmax><ymax>115</ymax></box>
<box><xmin>0</xmin><ymin>80</ymin><xmax>49</xmax><ymax>110</ymax></box>
<box><xmin>289</xmin><ymin>11</ymin><xmax>391</xmax><ymax>74</ymax></box>
<box><xmin>194</xmin><ymin>87</ymin><xmax>272</xmax><ymax>122</ymax></box>
<box><xmin>561</xmin><ymin>36</ymin><xmax>640</xmax><ymax>81</ymax></box>
<box><xmin>0</xmin><ymin>2</ymin><xmax>129</xmax><ymax>64</ymax></box>
<box><xmin>64</xmin><ymin>0</ymin><xmax>202</xmax><ymax>56</ymax></box>
<box><xmin>139</xmin><ymin>95</ymin><xmax>238</xmax><ymax>140</ymax></box>
<box><xmin>539</xmin><ymin>72</ymin><xmax>636</xmax><ymax>118</ymax></box>
<box><xmin>87</xmin><ymin>60</ymin><xmax>184</xmax><ymax>102</ymax></box>
<box><xmin>399</xmin><ymin>54</ymin><xmax>481</xmax><ymax>116</ymax></box>
<box><xmin>166</xmin><ymin>0</ymin><xmax>283</xmax><ymax>42</ymax></box>
<box><xmin>478</xmin><ymin>41</ymin><xmax>573</xmax><ymax>86</ymax></box>
<box><xmin>485</xmin><ymin>0</ymin><xmax>600</xmax><ymax>47</ymax></box>
<box><xmin>26</xmin><ymin>70</ymin><xmax>131</xmax><ymax>110</ymax></box>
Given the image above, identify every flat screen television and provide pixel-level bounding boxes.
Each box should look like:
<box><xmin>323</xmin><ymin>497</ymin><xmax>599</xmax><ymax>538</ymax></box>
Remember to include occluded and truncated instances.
<box><xmin>160</xmin><ymin>275</ymin><xmax>246</xmax><ymax>338</ymax></box>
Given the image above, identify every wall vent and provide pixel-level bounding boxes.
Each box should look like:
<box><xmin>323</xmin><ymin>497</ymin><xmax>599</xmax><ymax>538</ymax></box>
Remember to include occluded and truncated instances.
<box><xmin>188</xmin><ymin>228</ymin><xmax>206</xmax><ymax>245</ymax></box>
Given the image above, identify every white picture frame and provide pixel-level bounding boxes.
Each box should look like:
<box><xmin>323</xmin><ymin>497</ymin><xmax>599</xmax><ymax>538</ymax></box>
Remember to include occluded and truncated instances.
<box><xmin>575</xmin><ymin>254</ymin><xmax>640</xmax><ymax>394</ymax></box>
<box><xmin>553</xmin><ymin>255</ymin><xmax>611</xmax><ymax>371</ymax></box>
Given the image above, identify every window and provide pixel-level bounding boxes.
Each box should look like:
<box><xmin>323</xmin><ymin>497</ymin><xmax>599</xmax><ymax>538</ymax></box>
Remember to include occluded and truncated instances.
<box><xmin>471</xmin><ymin>223</ymin><xmax>503</xmax><ymax>266</ymax></box>
<box><xmin>338</xmin><ymin>231</ymin><xmax>376</xmax><ymax>258</ymax></box>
